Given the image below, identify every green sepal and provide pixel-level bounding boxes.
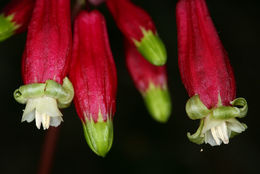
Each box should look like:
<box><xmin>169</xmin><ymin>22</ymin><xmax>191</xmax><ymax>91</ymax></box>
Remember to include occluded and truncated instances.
<box><xmin>187</xmin><ymin>119</ymin><xmax>205</xmax><ymax>145</ymax></box>
<box><xmin>13</xmin><ymin>77</ymin><xmax>74</xmax><ymax>108</ymax></box>
<box><xmin>133</xmin><ymin>28</ymin><xmax>167</xmax><ymax>66</ymax></box>
<box><xmin>142</xmin><ymin>83</ymin><xmax>171</xmax><ymax>123</ymax></box>
<box><xmin>0</xmin><ymin>14</ymin><xmax>19</xmax><ymax>42</ymax></box>
<box><xmin>82</xmin><ymin>114</ymin><xmax>113</xmax><ymax>157</ymax></box>
<box><xmin>185</xmin><ymin>95</ymin><xmax>210</xmax><ymax>120</ymax></box>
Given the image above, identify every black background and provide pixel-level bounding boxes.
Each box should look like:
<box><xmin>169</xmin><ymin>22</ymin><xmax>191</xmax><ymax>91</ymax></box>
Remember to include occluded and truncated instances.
<box><xmin>0</xmin><ymin>0</ymin><xmax>259</xmax><ymax>173</ymax></box>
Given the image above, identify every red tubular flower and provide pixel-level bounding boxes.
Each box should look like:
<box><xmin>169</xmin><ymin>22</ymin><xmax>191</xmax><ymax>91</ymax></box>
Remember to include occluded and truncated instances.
<box><xmin>176</xmin><ymin>0</ymin><xmax>248</xmax><ymax>146</ymax></box>
<box><xmin>106</xmin><ymin>0</ymin><xmax>167</xmax><ymax>66</ymax></box>
<box><xmin>0</xmin><ymin>0</ymin><xmax>35</xmax><ymax>41</ymax></box>
<box><xmin>70</xmin><ymin>10</ymin><xmax>117</xmax><ymax>157</ymax></box>
<box><xmin>125</xmin><ymin>41</ymin><xmax>171</xmax><ymax>123</ymax></box>
<box><xmin>13</xmin><ymin>0</ymin><xmax>74</xmax><ymax>130</ymax></box>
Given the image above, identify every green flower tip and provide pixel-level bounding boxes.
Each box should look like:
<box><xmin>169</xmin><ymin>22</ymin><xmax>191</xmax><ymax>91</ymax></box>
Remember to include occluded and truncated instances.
<box><xmin>82</xmin><ymin>113</ymin><xmax>113</xmax><ymax>157</ymax></box>
<box><xmin>143</xmin><ymin>83</ymin><xmax>172</xmax><ymax>123</ymax></box>
<box><xmin>0</xmin><ymin>14</ymin><xmax>19</xmax><ymax>42</ymax></box>
<box><xmin>133</xmin><ymin>28</ymin><xmax>167</xmax><ymax>66</ymax></box>
<box><xmin>186</xmin><ymin>95</ymin><xmax>248</xmax><ymax>146</ymax></box>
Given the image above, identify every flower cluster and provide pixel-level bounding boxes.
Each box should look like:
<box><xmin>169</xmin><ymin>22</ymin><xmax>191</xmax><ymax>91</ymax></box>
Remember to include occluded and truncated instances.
<box><xmin>0</xmin><ymin>0</ymin><xmax>248</xmax><ymax>157</ymax></box>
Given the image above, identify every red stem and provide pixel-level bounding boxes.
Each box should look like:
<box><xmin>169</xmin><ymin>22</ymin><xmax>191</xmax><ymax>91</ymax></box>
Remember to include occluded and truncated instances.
<box><xmin>37</xmin><ymin>127</ymin><xmax>60</xmax><ymax>174</ymax></box>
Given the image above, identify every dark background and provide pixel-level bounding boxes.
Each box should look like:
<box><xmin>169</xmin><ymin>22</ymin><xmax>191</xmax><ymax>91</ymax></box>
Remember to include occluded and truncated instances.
<box><xmin>0</xmin><ymin>0</ymin><xmax>259</xmax><ymax>173</ymax></box>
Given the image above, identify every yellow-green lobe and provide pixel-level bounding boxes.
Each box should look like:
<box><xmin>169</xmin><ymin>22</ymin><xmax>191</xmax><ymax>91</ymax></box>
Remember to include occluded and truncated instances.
<box><xmin>82</xmin><ymin>112</ymin><xmax>113</xmax><ymax>157</ymax></box>
<box><xmin>142</xmin><ymin>83</ymin><xmax>171</xmax><ymax>123</ymax></box>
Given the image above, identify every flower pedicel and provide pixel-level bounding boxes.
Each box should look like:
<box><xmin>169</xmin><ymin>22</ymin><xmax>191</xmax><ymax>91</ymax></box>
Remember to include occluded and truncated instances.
<box><xmin>13</xmin><ymin>0</ymin><xmax>74</xmax><ymax>130</ymax></box>
<box><xmin>70</xmin><ymin>10</ymin><xmax>117</xmax><ymax>157</ymax></box>
<box><xmin>176</xmin><ymin>0</ymin><xmax>248</xmax><ymax>146</ymax></box>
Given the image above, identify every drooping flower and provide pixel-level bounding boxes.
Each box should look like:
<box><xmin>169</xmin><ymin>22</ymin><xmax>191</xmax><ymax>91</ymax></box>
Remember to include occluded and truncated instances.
<box><xmin>125</xmin><ymin>40</ymin><xmax>171</xmax><ymax>123</ymax></box>
<box><xmin>106</xmin><ymin>0</ymin><xmax>167</xmax><ymax>66</ymax></box>
<box><xmin>13</xmin><ymin>0</ymin><xmax>74</xmax><ymax>130</ymax></box>
<box><xmin>70</xmin><ymin>10</ymin><xmax>117</xmax><ymax>157</ymax></box>
<box><xmin>176</xmin><ymin>0</ymin><xmax>248</xmax><ymax>146</ymax></box>
<box><xmin>0</xmin><ymin>0</ymin><xmax>35</xmax><ymax>41</ymax></box>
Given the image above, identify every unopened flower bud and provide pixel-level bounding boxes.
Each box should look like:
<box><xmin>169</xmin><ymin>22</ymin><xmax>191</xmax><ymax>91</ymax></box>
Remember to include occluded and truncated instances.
<box><xmin>70</xmin><ymin>10</ymin><xmax>117</xmax><ymax>157</ymax></box>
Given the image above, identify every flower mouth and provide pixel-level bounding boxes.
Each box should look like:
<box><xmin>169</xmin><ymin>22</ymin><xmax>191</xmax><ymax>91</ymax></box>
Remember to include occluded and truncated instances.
<box><xmin>206</xmin><ymin>121</ymin><xmax>229</xmax><ymax>145</ymax></box>
<box><xmin>22</xmin><ymin>96</ymin><xmax>63</xmax><ymax>129</ymax></box>
<box><xmin>186</xmin><ymin>95</ymin><xmax>248</xmax><ymax>146</ymax></box>
<box><xmin>202</xmin><ymin>116</ymin><xmax>247</xmax><ymax>146</ymax></box>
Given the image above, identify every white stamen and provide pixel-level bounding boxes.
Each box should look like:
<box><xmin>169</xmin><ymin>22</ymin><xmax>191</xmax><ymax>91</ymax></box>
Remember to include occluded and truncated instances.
<box><xmin>42</xmin><ymin>113</ymin><xmax>47</xmax><ymax>130</ymax></box>
<box><xmin>221</xmin><ymin>122</ymin><xmax>229</xmax><ymax>144</ymax></box>
<box><xmin>210</xmin><ymin>122</ymin><xmax>230</xmax><ymax>145</ymax></box>
<box><xmin>35</xmin><ymin>111</ymin><xmax>41</xmax><ymax>129</ymax></box>
<box><xmin>217</xmin><ymin>124</ymin><xmax>225</xmax><ymax>143</ymax></box>
<box><xmin>42</xmin><ymin>113</ymin><xmax>50</xmax><ymax>130</ymax></box>
<box><xmin>211</xmin><ymin>127</ymin><xmax>221</xmax><ymax>145</ymax></box>
<box><xmin>21</xmin><ymin>96</ymin><xmax>63</xmax><ymax>129</ymax></box>
<box><xmin>46</xmin><ymin>115</ymin><xmax>50</xmax><ymax>129</ymax></box>
<box><xmin>202</xmin><ymin>113</ymin><xmax>246</xmax><ymax>146</ymax></box>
